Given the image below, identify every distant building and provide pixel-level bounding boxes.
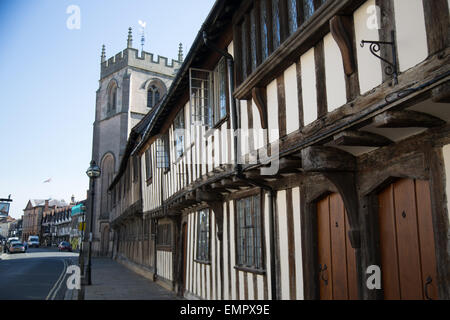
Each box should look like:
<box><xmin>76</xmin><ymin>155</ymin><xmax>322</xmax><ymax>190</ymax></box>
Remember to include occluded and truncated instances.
<box><xmin>22</xmin><ymin>199</ymin><xmax>68</xmax><ymax>241</ymax></box>
<box><xmin>0</xmin><ymin>216</ymin><xmax>15</xmax><ymax>238</ymax></box>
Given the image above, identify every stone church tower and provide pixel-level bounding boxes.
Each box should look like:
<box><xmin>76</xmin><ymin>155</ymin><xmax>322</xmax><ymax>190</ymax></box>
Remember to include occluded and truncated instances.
<box><xmin>89</xmin><ymin>28</ymin><xmax>182</xmax><ymax>256</ymax></box>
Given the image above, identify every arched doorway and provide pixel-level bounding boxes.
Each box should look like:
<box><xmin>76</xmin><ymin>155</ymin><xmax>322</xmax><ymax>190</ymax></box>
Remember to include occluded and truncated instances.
<box><xmin>317</xmin><ymin>193</ymin><xmax>358</xmax><ymax>300</ymax></box>
<box><xmin>101</xmin><ymin>224</ymin><xmax>110</xmax><ymax>256</ymax></box>
<box><xmin>377</xmin><ymin>178</ymin><xmax>438</xmax><ymax>300</ymax></box>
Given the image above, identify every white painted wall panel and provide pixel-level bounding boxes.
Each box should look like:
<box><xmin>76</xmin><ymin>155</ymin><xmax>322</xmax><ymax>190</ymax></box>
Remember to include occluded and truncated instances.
<box><xmin>354</xmin><ymin>0</ymin><xmax>383</xmax><ymax>94</ymax></box>
<box><xmin>394</xmin><ymin>0</ymin><xmax>428</xmax><ymax>72</ymax></box>
<box><xmin>267</xmin><ymin>80</ymin><xmax>279</xmax><ymax>143</ymax></box>
<box><xmin>284</xmin><ymin>63</ymin><xmax>300</xmax><ymax>134</ymax></box>
<box><xmin>264</xmin><ymin>193</ymin><xmax>272</xmax><ymax>299</ymax></box>
<box><xmin>223</xmin><ymin>202</ymin><xmax>229</xmax><ymax>299</ymax></box>
<box><xmin>240</xmin><ymin>100</ymin><xmax>249</xmax><ymax>157</ymax></box>
<box><xmin>301</xmin><ymin>48</ymin><xmax>318</xmax><ymax>126</ymax></box>
<box><xmin>248</xmin><ymin>273</ymin><xmax>254</xmax><ymax>300</ymax></box>
<box><xmin>257</xmin><ymin>275</ymin><xmax>264</xmax><ymax>300</ymax></box>
<box><xmin>324</xmin><ymin>33</ymin><xmax>347</xmax><ymax>112</ymax></box>
<box><xmin>239</xmin><ymin>271</ymin><xmax>245</xmax><ymax>299</ymax></box>
<box><xmin>252</xmin><ymin>100</ymin><xmax>264</xmax><ymax>150</ymax></box>
<box><xmin>277</xmin><ymin>190</ymin><xmax>290</xmax><ymax>300</ymax></box>
<box><xmin>229</xmin><ymin>201</ymin><xmax>237</xmax><ymax>300</ymax></box>
<box><xmin>292</xmin><ymin>187</ymin><xmax>304</xmax><ymax>300</ymax></box>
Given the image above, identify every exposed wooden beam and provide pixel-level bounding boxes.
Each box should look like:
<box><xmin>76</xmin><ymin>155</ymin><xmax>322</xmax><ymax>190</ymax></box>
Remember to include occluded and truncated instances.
<box><xmin>196</xmin><ymin>190</ymin><xmax>223</xmax><ymax>202</ymax></box>
<box><xmin>252</xmin><ymin>87</ymin><xmax>268</xmax><ymax>129</ymax></box>
<box><xmin>373</xmin><ymin>110</ymin><xmax>446</xmax><ymax>128</ymax></box>
<box><xmin>301</xmin><ymin>146</ymin><xmax>356</xmax><ymax>172</ymax></box>
<box><xmin>333</xmin><ymin>130</ymin><xmax>393</xmax><ymax>147</ymax></box>
<box><xmin>330</xmin><ymin>15</ymin><xmax>356</xmax><ymax>74</ymax></box>
<box><xmin>432</xmin><ymin>81</ymin><xmax>450</xmax><ymax>103</ymax></box>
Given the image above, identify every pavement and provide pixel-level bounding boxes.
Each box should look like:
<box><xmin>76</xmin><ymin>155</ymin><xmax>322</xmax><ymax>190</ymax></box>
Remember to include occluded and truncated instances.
<box><xmin>67</xmin><ymin>257</ymin><xmax>183</xmax><ymax>300</ymax></box>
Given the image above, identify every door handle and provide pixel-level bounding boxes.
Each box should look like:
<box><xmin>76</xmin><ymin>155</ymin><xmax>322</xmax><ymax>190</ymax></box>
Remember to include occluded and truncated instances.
<box><xmin>319</xmin><ymin>264</ymin><xmax>329</xmax><ymax>286</ymax></box>
<box><xmin>424</xmin><ymin>276</ymin><xmax>433</xmax><ymax>300</ymax></box>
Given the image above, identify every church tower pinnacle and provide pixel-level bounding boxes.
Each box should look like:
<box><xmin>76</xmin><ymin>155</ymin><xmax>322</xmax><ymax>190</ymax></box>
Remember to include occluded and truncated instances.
<box><xmin>127</xmin><ymin>27</ymin><xmax>133</xmax><ymax>48</ymax></box>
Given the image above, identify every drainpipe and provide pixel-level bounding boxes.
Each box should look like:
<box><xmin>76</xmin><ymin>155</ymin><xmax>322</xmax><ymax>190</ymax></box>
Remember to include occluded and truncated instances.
<box><xmin>203</xmin><ymin>32</ymin><xmax>278</xmax><ymax>300</ymax></box>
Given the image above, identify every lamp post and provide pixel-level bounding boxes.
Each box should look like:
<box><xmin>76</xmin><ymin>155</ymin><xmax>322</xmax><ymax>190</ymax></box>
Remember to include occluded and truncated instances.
<box><xmin>85</xmin><ymin>160</ymin><xmax>101</xmax><ymax>286</ymax></box>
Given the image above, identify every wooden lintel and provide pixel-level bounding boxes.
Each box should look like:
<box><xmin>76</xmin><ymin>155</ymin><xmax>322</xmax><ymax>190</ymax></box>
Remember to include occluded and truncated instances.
<box><xmin>333</xmin><ymin>130</ymin><xmax>393</xmax><ymax>147</ymax></box>
<box><xmin>252</xmin><ymin>87</ymin><xmax>268</xmax><ymax>129</ymax></box>
<box><xmin>301</xmin><ymin>146</ymin><xmax>356</xmax><ymax>172</ymax></box>
<box><xmin>330</xmin><ymin>15</ymin><xmax>356</xmax><ymax>76</ymax></box>
<box><xmin>373</xmin><ymin>110</ymin><xmax>446</xmax><ymax>128</ymax></box>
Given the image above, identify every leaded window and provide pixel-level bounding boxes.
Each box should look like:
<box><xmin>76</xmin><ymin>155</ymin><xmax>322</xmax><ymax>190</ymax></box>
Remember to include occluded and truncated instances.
<box><xmin>196</xmin><ymin>209</ymin><xmax>210</xmax><ymax>262</ymax></box>
<box><xmin>235</xmin><ymin>0</ymin><xmax>328</xmax><ymax>84</ymax></box>
<box><xmin>236</xmin><ymin>194</ymin><xmax>263</xmax><ymax>269</ymax></box>
<box><xmin>147</xmin><ymin>85</ymin><xmax>161</xmax><ymax>109</ymax></box>
<box><xmin>157</xmin><ymin>223</ymin><xmax>171</xmax><ymax>246</ymax></box>
<box><xmin>156</xmin><ymin>133</ymin><xmax>170</xmax><ymax>169</ymax></box>
<box><xmin>174</xmin><ymin>110</ymin><xmax>185</xmax><ymax>158</ymax></box>
<box><xmin>145</xmin><ymin>148</ymin><xmax>152</xmax><ymax>181</ymax></box>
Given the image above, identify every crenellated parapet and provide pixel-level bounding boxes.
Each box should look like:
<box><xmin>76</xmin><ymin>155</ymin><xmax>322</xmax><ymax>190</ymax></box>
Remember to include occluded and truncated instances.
<box><xmin>101</xmin><ymin>47</ymin><xmax>182</xmax><ymax>80</ymax></box>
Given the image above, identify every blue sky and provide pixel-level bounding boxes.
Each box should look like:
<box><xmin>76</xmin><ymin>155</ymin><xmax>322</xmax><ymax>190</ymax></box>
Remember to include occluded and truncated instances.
<box><xmin>0</xmin><ymin>0</ymin><xmax>215</xmax><ymax>219</ymax></box>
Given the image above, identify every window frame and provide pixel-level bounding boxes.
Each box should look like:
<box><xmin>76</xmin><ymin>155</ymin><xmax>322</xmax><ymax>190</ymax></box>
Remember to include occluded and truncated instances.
<box><xmin>195</xmin><ymin>209</ymin><xmax>211</xmax><ymax>263</ymax></box>
<box><xmin>234</xmin><ymin>0</ymin><xmax>328</xmax><ymax>85</ymax></box>
<box><xmin>235</xmin><ymin>193</ymin><xmax>265</xmax><ymax>272</ymax></box>
<box><xmin>145</xmin><ymin>148</ymin><xmax>153</xmax><ymax>185</ymax></box>
<box><xmin>147</xmin><ymin>84</ymin><xmax>161</xmax><ymax>109</ymax></box>
<box><xmin>174</xmin><ymin>109</ymin><xmax>186</xmax><ymax>159</ymax></box>
<box><xmin>156</xmin><ymin>223</ymin><xmax>172</xmax><ymax>250</ymax></box>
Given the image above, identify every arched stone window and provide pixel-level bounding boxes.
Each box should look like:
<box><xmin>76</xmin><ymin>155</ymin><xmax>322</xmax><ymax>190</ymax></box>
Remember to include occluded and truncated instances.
<box><xmin>147</xmin><ymin>85</ymin><xmax>161</xmax><ymax>109</ymax></box>
<box><xmin>100</xmin><ymin>153</ymin><xmax>115</xmax><ymax>219</ymax></box>
<box><xmin>107</xmin><ymin>82</ymin><xmax>118</xmax><ymax>116</ymax></box>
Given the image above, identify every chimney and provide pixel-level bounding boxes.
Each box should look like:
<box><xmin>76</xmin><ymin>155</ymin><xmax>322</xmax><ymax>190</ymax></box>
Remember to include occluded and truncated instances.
<box><xmin>44</xmin><ymin>200</ymin><xmax>49</xmax><ymax>212</ymax></box>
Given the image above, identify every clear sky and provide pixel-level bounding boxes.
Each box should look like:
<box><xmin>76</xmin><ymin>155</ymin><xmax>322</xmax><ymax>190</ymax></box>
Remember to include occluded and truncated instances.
<box><xmin>0</xmin><ymin>0</ymin><xmax>216</xmax><ymax>219</ymax></box>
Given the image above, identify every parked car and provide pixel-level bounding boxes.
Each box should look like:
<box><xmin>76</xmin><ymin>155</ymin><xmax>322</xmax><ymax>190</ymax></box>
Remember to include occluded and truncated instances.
<box><xmin>28</xmin><ymin>236</ymin><xmax>40</xmax><ymax>248</ymax></box>
<box><xmin>58</xmin><ymin>241</ymin><xmax>72</xmax><ymax>252</ymax></box>
<box><xmin>8</xmin><ymin>242</ymin><xmax>26</xmax><ymax>254</ymax></box>
<box><xmin>5</xmin><ymin>238</ymin><xmax>20</xmax><ymax>252</ymax></box>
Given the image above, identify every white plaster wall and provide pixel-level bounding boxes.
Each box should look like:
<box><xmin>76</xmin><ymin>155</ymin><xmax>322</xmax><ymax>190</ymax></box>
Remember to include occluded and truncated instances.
<box><xmin>292</xmin><ymin>187</ymin><xmax>304</xmax><ymax>300</ymax></box>
<box><xmin>277</xmin><ymin>190</ymin><xmax>290</xmax><ymax>300</ymax></box>
<box><xmin>284</xmin><ymin>63</ymin><xmax>300</xmax><ymax>134</ymax></box>
<box><xmin>252</xmin><ymin>100</ymin><xmax>264</xmax><ymax>150</ymax></box>
<box><xmin>240</xmin><ymin>100</ymin><xmax>249</xmax><ymax>156</ymax></box>
<box><xmin>354</xmin><ymin>0</ymin><xmax>383</xmax><ymax>94</ymax></box>
<box><xmin>324</xmin><ymin>33</ymin><xmax>347</xmax><ymax>111</ymax></box>
<box><xmin>301</xmin><ymin>48</ymin><xmax>318</xmax><ymax>126</ymax></box>
<box><xmin>228</xmin><ymin>41</ymin><xmax>234</xmax><ymax>58</ymax></box>
<box><xmin>267</xmin><ymin>79</ymin><xmax>279</xmax><ymax>143</ymax></box>
<box><xmin>393</xmin><ymin>0</ymin><xmax>428</xmax><ymax>72</ymax></box>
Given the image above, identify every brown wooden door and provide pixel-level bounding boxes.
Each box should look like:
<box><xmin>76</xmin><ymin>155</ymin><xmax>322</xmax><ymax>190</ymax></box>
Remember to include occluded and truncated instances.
<box><xmin>317</xmin><ymin>193</ymin><xmax>358</xmax><ymax>300</ymax></box>
<box><xmin>378</xmin><ymin>178</ymin><xmax>438</xmax><ymax>300</ymax></box>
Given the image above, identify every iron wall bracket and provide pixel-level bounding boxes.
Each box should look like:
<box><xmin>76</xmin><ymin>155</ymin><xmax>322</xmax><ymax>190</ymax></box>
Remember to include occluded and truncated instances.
<box><xmin>361</xmin><ymin>30</ymin><xmax>398</xmax><ymax>85</ymax></box>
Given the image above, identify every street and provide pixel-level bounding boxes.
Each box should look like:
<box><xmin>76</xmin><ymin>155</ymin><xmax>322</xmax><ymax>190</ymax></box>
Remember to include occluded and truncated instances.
<box><xmin>0</xmin><ymin>247</ymin><xmax>78</xmax><ymax>300</ymax></box>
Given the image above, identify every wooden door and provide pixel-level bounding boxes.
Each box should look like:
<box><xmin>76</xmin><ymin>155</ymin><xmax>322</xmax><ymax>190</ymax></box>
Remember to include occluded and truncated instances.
<box><xmin>317</xmin><ymin>193</ymin><xmax>358</xmax><ymax>300</ymax></box>
<box><xmin>378</xmin><ymin>178</ymin><xmax>438</xmax><ymax>300</ymax></box>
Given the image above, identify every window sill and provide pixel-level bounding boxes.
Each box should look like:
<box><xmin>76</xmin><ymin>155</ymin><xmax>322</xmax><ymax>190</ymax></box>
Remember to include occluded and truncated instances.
<box><xmin>233</xmin><ymin>265</ymin><xmax>266</xmax><ymax>275</ymax></box>
<box><xmin>194</xmin><ymin>259</ymin><xmax>211</xmax><ymax>265</ymax></box>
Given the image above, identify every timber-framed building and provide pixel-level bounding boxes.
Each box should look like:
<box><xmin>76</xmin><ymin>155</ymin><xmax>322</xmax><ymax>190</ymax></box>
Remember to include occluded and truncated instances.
<box><xmin>105</xmin><ymin>0</ymin><xmax>450</xmax><ymax>300</ymax></box>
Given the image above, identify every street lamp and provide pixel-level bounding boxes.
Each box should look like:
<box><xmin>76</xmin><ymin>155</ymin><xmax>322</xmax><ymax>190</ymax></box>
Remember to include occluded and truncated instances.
<box><xmin>85</xmin><ymin>160</ymin><xmax>101</xmax><ymax>286</ymax></box>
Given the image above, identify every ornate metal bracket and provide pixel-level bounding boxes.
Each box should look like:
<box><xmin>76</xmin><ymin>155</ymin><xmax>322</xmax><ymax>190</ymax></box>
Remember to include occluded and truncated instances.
<box><xmin>361</xmin><ymin>30</ymin><xmax>398</xmax><ymax>85</ymax></box>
